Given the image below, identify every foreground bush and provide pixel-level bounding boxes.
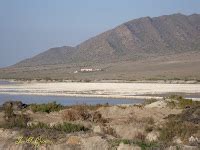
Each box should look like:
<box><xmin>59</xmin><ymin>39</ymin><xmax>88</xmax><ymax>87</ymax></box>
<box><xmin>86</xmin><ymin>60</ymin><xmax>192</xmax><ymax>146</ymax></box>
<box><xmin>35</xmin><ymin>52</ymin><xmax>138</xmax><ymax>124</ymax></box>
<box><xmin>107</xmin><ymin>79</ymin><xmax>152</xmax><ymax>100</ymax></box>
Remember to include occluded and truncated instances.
<box><xmin>0</xmin><ymin>102</ymin><xmax>30</xmax><ymax>129</ymax></box>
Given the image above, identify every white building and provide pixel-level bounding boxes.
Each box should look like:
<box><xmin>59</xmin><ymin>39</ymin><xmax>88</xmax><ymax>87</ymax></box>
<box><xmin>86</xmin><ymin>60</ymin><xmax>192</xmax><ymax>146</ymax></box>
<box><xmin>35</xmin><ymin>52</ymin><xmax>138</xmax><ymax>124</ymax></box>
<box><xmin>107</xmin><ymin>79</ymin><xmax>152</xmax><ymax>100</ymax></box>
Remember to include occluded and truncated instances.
<box><xmin>81</xmin><ymin>68</ymin><xmax>93</xmax><ymax>72</ymax></box>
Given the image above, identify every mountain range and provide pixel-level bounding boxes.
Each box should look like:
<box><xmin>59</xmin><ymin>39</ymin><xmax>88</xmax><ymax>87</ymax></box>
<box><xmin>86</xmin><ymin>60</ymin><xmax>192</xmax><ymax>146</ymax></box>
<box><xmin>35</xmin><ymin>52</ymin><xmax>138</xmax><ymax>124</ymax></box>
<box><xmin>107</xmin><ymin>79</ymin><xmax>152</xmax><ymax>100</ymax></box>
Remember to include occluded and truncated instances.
<box><xmin>1</xmin><ymin>13</ymin><xmax>200</xmax><ymax>81</ymax></box>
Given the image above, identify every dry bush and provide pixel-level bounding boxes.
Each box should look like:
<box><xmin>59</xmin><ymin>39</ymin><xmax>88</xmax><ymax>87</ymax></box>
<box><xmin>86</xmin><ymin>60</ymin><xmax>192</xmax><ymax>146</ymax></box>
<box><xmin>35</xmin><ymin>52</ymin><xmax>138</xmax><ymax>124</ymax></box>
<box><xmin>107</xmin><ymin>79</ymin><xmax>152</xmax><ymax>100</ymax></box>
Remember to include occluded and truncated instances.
<box><xmin>90</xmin><ymin>111</ymin><xmax>107</xmax><ymax>123</ymax></box>
<box><xmin>62</xmin><ymin>109</ymin><xmax>82</xmax><ymax>121</ymax></box>
<box><xmin>73</xmin><ymin>105</ymin><xmax>91</xmax><ymax>120</ymax></box>
<box><xmin>62</xmin><ymin>105</ymin><xmax>108</xmax><ymax>124</ymax></box>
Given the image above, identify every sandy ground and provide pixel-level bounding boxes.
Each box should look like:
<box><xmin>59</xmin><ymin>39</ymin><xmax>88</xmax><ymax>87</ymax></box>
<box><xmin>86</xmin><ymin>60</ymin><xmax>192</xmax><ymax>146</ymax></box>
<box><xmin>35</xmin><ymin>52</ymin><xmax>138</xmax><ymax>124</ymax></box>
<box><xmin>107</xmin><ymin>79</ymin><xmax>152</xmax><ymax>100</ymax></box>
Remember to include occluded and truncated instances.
<box><xmin>0</xmin><ymin>82</ymin><xmax>200</xmax><ymax>100</ymax></box>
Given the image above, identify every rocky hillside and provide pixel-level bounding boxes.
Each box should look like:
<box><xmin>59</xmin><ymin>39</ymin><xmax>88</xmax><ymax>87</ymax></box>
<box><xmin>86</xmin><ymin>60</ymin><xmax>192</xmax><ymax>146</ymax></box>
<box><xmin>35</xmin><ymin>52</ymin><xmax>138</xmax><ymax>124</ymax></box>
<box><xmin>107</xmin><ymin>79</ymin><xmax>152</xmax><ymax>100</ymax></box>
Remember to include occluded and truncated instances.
<box><xmin>14</xmin><ymin>13</ymin><xmax>200</xmax><ymax>67</ymax></box>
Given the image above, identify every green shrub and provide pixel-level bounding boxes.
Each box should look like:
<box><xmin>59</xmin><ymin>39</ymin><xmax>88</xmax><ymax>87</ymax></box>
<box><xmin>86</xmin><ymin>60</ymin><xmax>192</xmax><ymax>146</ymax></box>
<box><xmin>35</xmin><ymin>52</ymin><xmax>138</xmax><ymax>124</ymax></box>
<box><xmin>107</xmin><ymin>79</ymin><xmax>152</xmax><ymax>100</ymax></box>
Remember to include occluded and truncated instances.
<box><xmin>166</xmin><ymin>95</ymin><xmax>200</xmax><ymax>109</ymax></box>
<box><xmin>53</xmin><ymin>122</ymin><xmax>87</xmax><ymax>133</ymax></box>
<box><xmin>178</xmin><ymin>98</ymin><xmax>193</xmax><ymax>108</ymax></box>
<box><xmin>29</xmin><ymin>101</ymin><xmax>64</xmax><ymax>113</ymax></box>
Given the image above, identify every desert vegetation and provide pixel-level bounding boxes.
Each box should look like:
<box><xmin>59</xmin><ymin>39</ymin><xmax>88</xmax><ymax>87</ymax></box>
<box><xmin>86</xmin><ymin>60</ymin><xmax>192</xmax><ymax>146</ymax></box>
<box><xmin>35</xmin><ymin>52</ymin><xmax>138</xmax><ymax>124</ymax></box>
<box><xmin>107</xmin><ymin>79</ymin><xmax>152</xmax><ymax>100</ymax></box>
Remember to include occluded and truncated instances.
<box><xmin>166</xmin><ymin>95</ymin><xmax>200</xmax><ymax>109</ymax></box>
<box><xmin>0</xmin><ymin>95</ymin><xmax>199</xmax><ymax>149</ymax></box>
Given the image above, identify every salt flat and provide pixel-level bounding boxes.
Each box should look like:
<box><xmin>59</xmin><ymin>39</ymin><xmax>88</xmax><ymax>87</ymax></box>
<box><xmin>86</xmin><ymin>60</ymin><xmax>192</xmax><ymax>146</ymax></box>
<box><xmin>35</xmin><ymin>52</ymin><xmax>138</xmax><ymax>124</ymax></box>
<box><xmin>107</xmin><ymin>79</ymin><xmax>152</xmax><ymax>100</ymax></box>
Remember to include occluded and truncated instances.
<box><xmin>0</xmin><ymin>82</ymin><xmax>200</xmax><ymax>100</ymax></box>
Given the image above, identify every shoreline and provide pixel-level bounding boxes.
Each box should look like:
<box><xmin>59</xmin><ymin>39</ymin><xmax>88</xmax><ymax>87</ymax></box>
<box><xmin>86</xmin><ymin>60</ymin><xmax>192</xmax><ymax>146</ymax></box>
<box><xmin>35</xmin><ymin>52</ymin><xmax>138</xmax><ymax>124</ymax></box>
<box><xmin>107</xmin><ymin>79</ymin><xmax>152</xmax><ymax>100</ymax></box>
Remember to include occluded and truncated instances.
<box><xmin>0</xmin><ymin>79</ymin><xmax>200</xmax><ymax>84</ymax></box>
<box><xmin>0</xmin><ymin>92</ymin><xmax>163</xmax><ymax>100</ymax></box>
<box><xmin>1</xmin><ymin>92</ymin><xmax>200</xmax><ymax>101</ymax></box>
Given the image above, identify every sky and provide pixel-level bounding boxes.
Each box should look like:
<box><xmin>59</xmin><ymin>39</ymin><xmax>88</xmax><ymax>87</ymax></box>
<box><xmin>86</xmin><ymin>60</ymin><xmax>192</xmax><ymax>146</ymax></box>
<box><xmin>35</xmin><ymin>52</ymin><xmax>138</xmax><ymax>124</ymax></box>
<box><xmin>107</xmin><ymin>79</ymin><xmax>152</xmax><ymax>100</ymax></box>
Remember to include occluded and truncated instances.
<box><xmin>0</xmin><ymin>0</ymin><xmax>200</xmax><ymax>67</ymax></box>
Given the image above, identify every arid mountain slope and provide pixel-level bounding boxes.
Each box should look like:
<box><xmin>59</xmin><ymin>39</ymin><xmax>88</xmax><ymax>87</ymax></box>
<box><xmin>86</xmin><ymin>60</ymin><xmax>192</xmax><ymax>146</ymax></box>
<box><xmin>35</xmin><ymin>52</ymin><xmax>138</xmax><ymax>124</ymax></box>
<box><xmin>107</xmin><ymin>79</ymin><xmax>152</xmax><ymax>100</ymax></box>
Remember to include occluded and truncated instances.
<box><xmin>14</xmin><ymin>13</ymin><xmax>200</xmax><ymax>67</ymax></box>
<box><xmin>1</xmin><ymin>13</ymin><xmax>200</xmax><ymax>80</ymax></box>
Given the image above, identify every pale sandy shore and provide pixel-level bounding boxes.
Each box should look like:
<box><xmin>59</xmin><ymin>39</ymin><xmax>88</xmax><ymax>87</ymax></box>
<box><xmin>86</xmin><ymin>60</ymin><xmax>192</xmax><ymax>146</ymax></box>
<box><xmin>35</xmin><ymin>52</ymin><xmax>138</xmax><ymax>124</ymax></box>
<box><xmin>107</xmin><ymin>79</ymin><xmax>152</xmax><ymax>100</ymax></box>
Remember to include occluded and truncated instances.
<box><xmin>0</xmin><ymin>82</ymin><xmax>200</xmax><ymax>100</ymax></box>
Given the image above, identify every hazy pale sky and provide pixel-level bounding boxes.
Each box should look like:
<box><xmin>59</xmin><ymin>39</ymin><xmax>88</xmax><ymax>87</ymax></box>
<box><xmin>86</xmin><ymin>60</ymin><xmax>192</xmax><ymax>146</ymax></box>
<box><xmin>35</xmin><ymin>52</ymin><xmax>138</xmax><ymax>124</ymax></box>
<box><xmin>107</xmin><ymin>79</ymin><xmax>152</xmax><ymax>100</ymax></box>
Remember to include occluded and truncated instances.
<box><xmin>0</xmin><ymin>0</ymin><xmax>200</xmax><ymax>67</ymax></box>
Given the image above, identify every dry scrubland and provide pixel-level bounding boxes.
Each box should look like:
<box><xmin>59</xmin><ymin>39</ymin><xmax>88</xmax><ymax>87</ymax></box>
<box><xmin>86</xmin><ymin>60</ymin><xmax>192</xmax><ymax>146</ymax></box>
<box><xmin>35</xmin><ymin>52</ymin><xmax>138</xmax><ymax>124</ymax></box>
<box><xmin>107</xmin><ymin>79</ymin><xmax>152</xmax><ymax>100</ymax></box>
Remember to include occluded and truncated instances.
<box><xmin>0</xmin><ymin>95</ymin><xmax>199</xmax><ymax>149</ymax></box>
<box><xmin>1</xmin><ymin>52</ymin><xmax>200</xmax><ymax>81</ymax></box>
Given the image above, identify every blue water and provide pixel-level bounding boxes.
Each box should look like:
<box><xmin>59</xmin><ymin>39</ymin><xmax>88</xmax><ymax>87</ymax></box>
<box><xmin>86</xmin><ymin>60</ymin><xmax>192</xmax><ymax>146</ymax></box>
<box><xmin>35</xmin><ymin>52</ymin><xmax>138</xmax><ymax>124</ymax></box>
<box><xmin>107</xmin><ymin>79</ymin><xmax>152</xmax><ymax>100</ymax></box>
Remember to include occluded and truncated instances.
<box><xmin>0</xmin><ymin>80</ymin><xmax>16</xmax><ymax>85</ymax></box>
<box><xmin>0</xmin><ymin>94</ymin><xmax>144</xmax><ymax>106</ymax></box>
